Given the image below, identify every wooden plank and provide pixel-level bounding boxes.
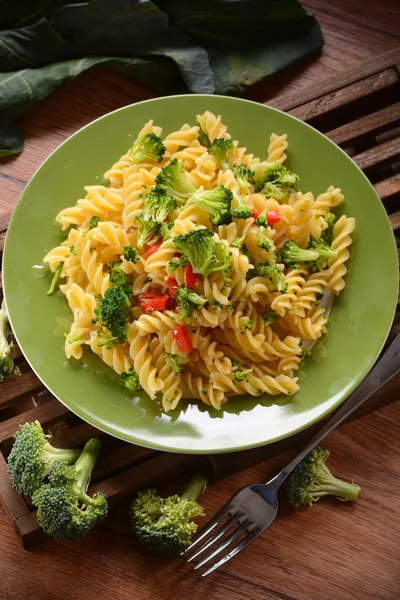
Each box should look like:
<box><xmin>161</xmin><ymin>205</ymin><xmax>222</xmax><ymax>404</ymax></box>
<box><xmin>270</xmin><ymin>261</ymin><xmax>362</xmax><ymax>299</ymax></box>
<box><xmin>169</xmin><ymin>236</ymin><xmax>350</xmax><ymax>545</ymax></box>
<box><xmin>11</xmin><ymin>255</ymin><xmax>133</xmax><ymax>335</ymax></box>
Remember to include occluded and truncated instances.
<box><xmin>0</xmin><ymin>371</ymin><xmax>43</xmax><ymax>408</ymax></box>
<box><xmin>326</xmin><ymin>103</ymin><xmax>400</xmax><ymax>145</ymax></box>
<box><xmin>288</xmin><ymin>68</ymin><xmax>399</xmax><ymax>122</ymax></box>
<box><xmin>0</xmin><ymin>400</ymin><xmax>70</xmax><ymax>443</ymax></box>
<box><xmin>0</xmin><ymin>211</ymin><xmax>13</xmax><ymax>233</ymax></box>
<box><xmin>0</xmin><ymin>453</ymin><xmax>30</xmax><ymax>527</ymax></box>
<box><xmin>353</xmin><ymin>136</ymin><xmax>400</xmax><ymax>170</ymax></box>
<box><xmin>270</xmin><ymin>48</ymin><xmax>400</xmax><ymax>112</ymax></box>
<box><xmin>375</xmin><ymin>173</ymin><xmax>400</xmax><ymax>201</ymax></box>
<box><xmin>389</xmin><ymin>210</ymin><xmax>400</xmax><ymax>231</ymax></box>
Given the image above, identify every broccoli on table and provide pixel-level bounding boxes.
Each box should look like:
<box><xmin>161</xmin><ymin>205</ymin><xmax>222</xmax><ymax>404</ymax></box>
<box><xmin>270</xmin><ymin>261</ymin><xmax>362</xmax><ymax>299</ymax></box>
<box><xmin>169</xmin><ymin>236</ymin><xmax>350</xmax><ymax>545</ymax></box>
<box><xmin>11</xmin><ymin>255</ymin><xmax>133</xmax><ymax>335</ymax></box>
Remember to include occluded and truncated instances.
<box><xmin>192</xmin><ymin>185</ymin><xmax>232</xmax><ymax>226</ymax></box>
<box><xmin>7</xmin><ymin>421</ymin><xmax>81</xmax><ymax>496</ymax></box>
<box><xmin>175</xmin><ymin>286</ymin><xmax>207</xmax><ymax>322</ymax></box>
<box><xmin>128</xmin><ymin>133</ymin><xmax>166</xmax><ymax>164</ymax></box>
<box><xmin>0</xmin><ymin>300</ymin><xmax>15</xmax><ymax>382</ymax></box>
<box><xmin>173</xmin><ymin>229</ymin><xmax>232</xmax><ymax>282</ymax></box>
<box><xmin>130</xmin><ymin>473</ymin><xmax>207</xmax><ymax>556</ymax></box>
<box><xmin>252</xmin><ymin>161</ymin><xmax>299</xmax><ymax>199</ymax></box>
<box><xmin>287</xmin><ymin>447</ymin><xmax>360</xmax><ymax>508</ymax></box>
<box><xmin>155</xmin><ymin>158</ymin><xmax>196</xmax><ymax>204</ymax></box>
<box><xmin>208</xmin><ymin>138</ymin><xmax>234</xmax><ymax>171</ymax></box>
<box><xmin>32</xmin><ymin>438</ymin><xmax>108</xmax><ymax>540</ymax></box>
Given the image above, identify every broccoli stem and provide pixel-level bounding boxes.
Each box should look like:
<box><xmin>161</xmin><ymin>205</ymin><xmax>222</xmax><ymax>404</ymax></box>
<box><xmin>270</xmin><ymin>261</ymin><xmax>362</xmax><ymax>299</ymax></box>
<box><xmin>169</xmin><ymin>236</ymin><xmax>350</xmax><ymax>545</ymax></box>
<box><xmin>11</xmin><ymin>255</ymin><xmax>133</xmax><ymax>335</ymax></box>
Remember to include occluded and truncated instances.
<box><xmin>180</xmin><ymin>474</ymin><xmax>208</xmax><ymax>502</ymax></box>
<box><xmin>41</xmin><ymin>443</ymin><xmax>81</xmax><ymax>467</ymax></box>
<box><xmin>72</xmin><ymin>438</ymin><xmax>101</xmax><ymax>504</ymax></box>
<box><xmin>315</xmin><ymin>463</ymin><xmax>360</xmax><ymax>502</ymax></box>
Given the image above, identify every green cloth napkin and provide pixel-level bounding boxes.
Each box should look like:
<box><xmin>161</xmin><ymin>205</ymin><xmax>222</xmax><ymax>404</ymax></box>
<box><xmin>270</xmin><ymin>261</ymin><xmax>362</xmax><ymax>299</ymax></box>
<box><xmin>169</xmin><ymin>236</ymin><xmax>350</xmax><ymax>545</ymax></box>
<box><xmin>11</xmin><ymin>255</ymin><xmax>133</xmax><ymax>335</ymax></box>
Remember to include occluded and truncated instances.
<box><xmin>0</xmin><ymin>0</ymin><xmax>323</xmax><ymax>157</ymax></box>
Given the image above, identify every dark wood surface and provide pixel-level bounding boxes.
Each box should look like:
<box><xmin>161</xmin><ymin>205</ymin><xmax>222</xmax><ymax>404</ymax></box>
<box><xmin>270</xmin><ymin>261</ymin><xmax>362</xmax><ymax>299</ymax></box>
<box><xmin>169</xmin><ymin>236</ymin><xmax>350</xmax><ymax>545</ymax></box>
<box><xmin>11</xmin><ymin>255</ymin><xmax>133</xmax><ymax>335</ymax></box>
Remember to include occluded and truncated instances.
<box><xmin>1</xmin><ymin>2</ymin><xmax>400</xmax><ymax>598</ymax></box>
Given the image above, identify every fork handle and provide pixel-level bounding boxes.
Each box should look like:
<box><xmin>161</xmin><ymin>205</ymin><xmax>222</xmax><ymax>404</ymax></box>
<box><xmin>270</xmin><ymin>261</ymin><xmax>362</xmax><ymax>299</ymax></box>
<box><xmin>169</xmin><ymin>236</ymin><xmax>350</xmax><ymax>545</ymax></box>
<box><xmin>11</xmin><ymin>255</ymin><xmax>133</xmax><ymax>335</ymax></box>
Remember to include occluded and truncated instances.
<box><xmin>269</xmin><ymin>330</ymin><xmax>400</xmax><ymax>490</ymax></box>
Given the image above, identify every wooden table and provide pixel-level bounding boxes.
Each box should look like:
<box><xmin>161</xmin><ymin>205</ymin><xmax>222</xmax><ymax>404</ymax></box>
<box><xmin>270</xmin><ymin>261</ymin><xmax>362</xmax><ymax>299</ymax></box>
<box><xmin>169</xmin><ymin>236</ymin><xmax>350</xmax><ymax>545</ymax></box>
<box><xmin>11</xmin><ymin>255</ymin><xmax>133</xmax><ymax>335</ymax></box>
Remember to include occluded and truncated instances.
<box><xmin>1</xmin><ymin>2</ymin><xmax>400</xmax><ymax>599</ymax></box>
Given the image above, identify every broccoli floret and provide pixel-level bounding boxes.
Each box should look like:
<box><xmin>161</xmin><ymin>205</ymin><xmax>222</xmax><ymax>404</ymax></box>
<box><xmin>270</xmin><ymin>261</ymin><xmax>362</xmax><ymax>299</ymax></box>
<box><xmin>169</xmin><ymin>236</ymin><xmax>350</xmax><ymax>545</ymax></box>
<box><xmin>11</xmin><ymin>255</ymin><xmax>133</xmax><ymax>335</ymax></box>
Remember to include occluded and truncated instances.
<box><xmin>287</xmin><ymin>447</ymin><xmax>360</xmax><ymax>508</ymax></box>
<box><xmin>89</xmin><ymin>216</ymin><xmax>99</xmax><ymax>230</ymax></box>
<box><xmin>308</xmin><ymin>236</ymin><xmax>338</xmax><ymax>271</ymax></box>
<box><xmin>121</xmin><ymin>367</ymin><xmax>141</xmax><ymax>391</ymax></box>
<box><xmin>208</xmin><ymin>138</ymin><xmax>234</xmax><ymax>171</ymax></box>
<box><xmin>231</xmin><ymin>235</ymin><xmax>246</xmax><ymax>249</ymax></box>
<box><xmin>239</xmin><ymin>319</ymin><xmax>253</xmax><ymax>332</ymax></box>
<box><xmin>163</xmin><ymin>352</ymin><xmax>184</xmax><ymax>373</ymax></box>
<box><xmin>192</xmin><ymin>185</ymin><xmax>232</xmax><ymax>226</ymax></box>
<box><xmin>233</xmin><ymin>164</ymin><xmax>254</xmax><ymax>191</ymax></box>
<box><xmin>247</xmin><ymin>262</ymin><xmax>287</xmax><ymax>293</ymax></box>
<box><xmin>135</xmin><ymin>215</ymin><xmax>160</xmax><ymax>249</ymax></box>
<box><xmin>47</xmin><ymin>265</ymin><xmax>63</xmax><ymax>295</ymax></box>
<box><xmin>123</xmin><ymin>245</ymin><xmax>139</xmax><ymax>264</ymax></box>
<box><xmin>98</xmin><ymin>331</ymin><xmax>119</xmax><ymax>349</ymax></box>
<box><xmin>234</xmin><ymin>368</ymin><xmax>253</xmax><ymax>382</ymax></box>
<box><xmin>109</xmin><ymin>261</ymin><xmax>133</xmax><ymax>296</ymax></box>
<box><xmin>130</xmin><ymin>474</ymin><xmax>207</xmax><ymax>556</ymax></box>
<box><xmin>257</xmin><ymin>226</ymin><xmax>271</xmax><ymax>251</ymax></box>
<box><xmin>173</xmin><ymin>229</ymin><xmax>232</xmax><ymax>281</ymax></box>
<box><xmin>32</xmin><ymin>438</ymin><xmax>108</xmax><ymax>540</ymax></box>
<box><xmin>175</xmin><ymin>286</ymin><xmax>207</xmax><ymax>322</ymax></box>
<box><xmin>263</xmin><ymin>308</ymin><xmax>280</xmax><ymax>325</ymax></box>
<box><xmin>252</xmin><ymin>161</ymin><xmax>299</xmax><ymax>198</ymax></box>
<box><xmin>160</xmin><ymin>221</ymin><xmax>174</xmax><ymax>241</ymax></box>
<box><xmin>155</xmin><ymin>159</ymin><xmax>196</xmax><ymax>204</ymax></box>
<box><xmin>142</xmin><ymin>190</ymin><xmax>177</xmax><ymax>223</ymax></box>
<box><xmin>128</xmin><ymin>133</ymin><xmax>165</xmax><ymax>164</ymax></box>
<box><xmin>256</xmin><ymin>213</ymin><xmax>268</xmax><ymax>227</ymax></box>
<box><xmin>93</xmin><ymin>286</ymin><xmax>131</xmax><ymax>344</ymax></box>
<box><xmin>230</xmin><ymin>193</ymin><xmax>252</xmax><ymax>220</ymax></box>
<box><xmin>0</xmin><ymin>301</ymin><xmax>15</xmax><ymax>382</ymax></box>
<box><xmin>7</xmin><ymin>421</ymin><xmax>81</xmax><ymax>497</ymax></box>
<box><xmin>280</xmin><ymin>240</ymin><xmax>320</xmax><ymax>269</ymax></box>
<box><xmin>321</xmin><ymin>212</ymin><xmax>336</xmax><ymax>245</ymax></box>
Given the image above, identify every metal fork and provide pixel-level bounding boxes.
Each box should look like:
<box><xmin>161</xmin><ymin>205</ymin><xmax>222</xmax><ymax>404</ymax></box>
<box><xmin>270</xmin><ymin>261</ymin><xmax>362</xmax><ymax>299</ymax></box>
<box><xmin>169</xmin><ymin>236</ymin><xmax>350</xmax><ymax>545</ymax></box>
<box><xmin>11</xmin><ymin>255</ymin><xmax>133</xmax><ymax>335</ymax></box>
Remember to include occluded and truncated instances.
<box><xmin>184</xmin><ymin>331</ymin><xmax>400</xmax><ymax>576</ymax></box>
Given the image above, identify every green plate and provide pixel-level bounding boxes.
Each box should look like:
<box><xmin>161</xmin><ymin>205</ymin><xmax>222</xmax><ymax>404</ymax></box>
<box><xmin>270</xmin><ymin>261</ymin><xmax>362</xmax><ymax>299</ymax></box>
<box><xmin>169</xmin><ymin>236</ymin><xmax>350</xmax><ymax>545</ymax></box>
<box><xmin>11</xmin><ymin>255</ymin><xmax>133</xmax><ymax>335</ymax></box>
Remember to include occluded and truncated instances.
<box><xmin>3</xmin><ymin>95</ymin><xmax>398</xmax><ymax>453</ymax></box>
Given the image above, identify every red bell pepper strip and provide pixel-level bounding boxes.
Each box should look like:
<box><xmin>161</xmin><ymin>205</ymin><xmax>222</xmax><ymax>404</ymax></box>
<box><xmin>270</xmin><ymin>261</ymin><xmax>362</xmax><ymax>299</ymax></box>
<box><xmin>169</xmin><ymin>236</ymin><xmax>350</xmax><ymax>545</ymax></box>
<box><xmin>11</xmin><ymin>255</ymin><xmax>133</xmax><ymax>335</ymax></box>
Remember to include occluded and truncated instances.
<box><xmin>139</xmin><ymin>294</ymin><xmax>169</xmax><ymax>312</ymax></box>
<box><xmin>145</xmin><ymin>240</ymin><xmax>162</xmax><ymax>258</ymax></box>
<box><xmin>184</xmin><ymin>264</ymin><xmax>199</xmax><ymax>289</ymax></box>
<box><xmin>267</xmin><ymin>210</ymin><xmax>281</xmax><ymax>224</ymax></box>
<box><xmin>173</xmin><ymin>325</ymin><xmax>193</xmax><ymax>353</ymax></box>
<box><xmin>167</xmin><ymin>277</ymin><xmax>178</xmax><ymax>297</ymax></box>
<box><xmin>251</xmin><ymin>208</ymin><xmax>261</xmax><ymax>219</ymax></box>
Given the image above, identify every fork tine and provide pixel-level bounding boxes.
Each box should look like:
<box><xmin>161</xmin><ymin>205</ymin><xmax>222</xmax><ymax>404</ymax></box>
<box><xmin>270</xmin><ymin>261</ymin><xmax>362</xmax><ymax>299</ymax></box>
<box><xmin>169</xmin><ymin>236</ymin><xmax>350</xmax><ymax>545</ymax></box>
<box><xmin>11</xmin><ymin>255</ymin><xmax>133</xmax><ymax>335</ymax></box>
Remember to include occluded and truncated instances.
<box><xmin>186</xmin><ymin>513</ymin><xmax>242</xmax><ymax>563</ymax></box>
<box><xmin>193</xmin><ymin>521</ymin><xmax>250</xmax><ymax>570</ymax></box>
<box><xmin>182</xmin><ymin>504</ymin><xmax>237</xmax><ymax>554</ymax></box>
<box><xmin>201</xmin><ymin>528</ymin><xmax>260</xmax><ymax>577</ymax></box>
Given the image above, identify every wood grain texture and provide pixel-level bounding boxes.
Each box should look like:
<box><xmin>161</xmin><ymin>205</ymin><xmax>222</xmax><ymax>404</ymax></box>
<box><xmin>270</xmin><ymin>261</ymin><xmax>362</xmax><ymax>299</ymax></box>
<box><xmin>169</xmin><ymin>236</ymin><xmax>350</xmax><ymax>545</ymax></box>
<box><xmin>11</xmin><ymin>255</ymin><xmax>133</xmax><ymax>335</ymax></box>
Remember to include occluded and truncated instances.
<box><xmin>1</xmin><ymin>1</ymin><xmax>400</xmax><ymax>599</ymax></box>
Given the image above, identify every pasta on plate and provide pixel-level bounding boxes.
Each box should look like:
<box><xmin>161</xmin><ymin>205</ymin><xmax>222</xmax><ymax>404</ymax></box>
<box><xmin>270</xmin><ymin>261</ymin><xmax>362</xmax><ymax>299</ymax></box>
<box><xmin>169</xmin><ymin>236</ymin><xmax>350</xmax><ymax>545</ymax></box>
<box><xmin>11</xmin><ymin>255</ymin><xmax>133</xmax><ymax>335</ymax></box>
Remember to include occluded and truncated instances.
<box><xmin>44</xmin><ymin>112</ymin><xmax>355</xmax><ymax>413</ymax></box>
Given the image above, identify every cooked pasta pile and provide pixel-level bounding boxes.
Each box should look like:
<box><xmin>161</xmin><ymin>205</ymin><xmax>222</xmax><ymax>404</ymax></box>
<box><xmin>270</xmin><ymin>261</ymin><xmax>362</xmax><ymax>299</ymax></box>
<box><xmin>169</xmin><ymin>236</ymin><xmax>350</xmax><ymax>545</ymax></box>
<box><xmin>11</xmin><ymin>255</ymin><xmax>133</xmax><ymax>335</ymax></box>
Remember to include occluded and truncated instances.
<box><xmin>44</xmin><ymin>112</ymin><xmax>355</xmax><ymax>412</ymax></box>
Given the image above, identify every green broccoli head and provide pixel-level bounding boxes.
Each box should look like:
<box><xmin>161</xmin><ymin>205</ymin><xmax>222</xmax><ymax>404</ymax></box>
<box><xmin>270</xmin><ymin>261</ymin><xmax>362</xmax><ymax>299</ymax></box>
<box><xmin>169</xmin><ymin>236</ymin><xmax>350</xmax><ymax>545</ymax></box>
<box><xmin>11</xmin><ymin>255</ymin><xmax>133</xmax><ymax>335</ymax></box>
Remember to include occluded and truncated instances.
<box><xmin>252</xmin><ymin>161</ymin><xmax>299</xmax><ymax>198</ymax></box>
<box><xmin>233</xmin><ymin>164</ymin><xmax>254</xmax><ymax>191</ymax></box>
<box><xmin>32</xmin><ymin>438</ymin><xmax>108</xmax><ymax>540</ymax></box>
<box><xmin>173</xmin><ymin>229</ymin><xmax>232</xmax><ymax>281</ymax></box>
<box><xmin>192</xmin><ymin>185</ymin><xmax>232</xmax><ymax>226</ymax></box>
<box><xmin>0</xmin><ymin>301</ymin><xmax>14</xmax><ymax>382</ymax></box>
<box><xmin>247</xmin><ymin>261</ymin><xmax>287</xmax><ymax>293</ymax></box>
<box><xmin>121</xmin><ymin>367</ymin><xmax>141</xmax><ymax>392</ymax></box>
<box><xmin>7</xmin><ymin>421</ymin><xmax>81</xmax><ymax>497</ymax></box>
<box><xmin>142</xmin><ymin>189</ymin><xmax>177</xmax><ymax>223</ymax></box>
<box><xmin>208</xmin><ymin>138</ymin><xmax>234</xmax><ymax>171</ymax></box>
<box><xmin>234</xmin><ymin>368</ymin><xmax>253</xmax><ymax>382</ymax></box>
<box><xmin>109</xmin><ymin>261</ymin><xmax>133</xmax><ymax>296</ymax></box>
<box><xmin>263</xmin><ymin>308</ymin><xmax>280</xmax><ymax>325</ymax></box>
<box><xmin>93</xmin><ymin>286</ymin><xmax>131</xmax><ymax>344</ymax></box>
<box><xmin>97</xmin><ymin>331</ymin><xmax>119</xmax><ymax>349</ymax></box>
<box><xmin>175</xmin><ymin>287</ymin><xmax>207</xmax><ymax>323</ymax></box>
<box><xmin>155</xmin><ymin>159</ymin><xmax>196</xmax><ymax>204</ymax></box>
<box><xmin>280</xmin><ymin>240</ymin><xmax>320</xmax><ymax>269</ymax></box>
<box><xmin>287</xmin><ymin>447</ymin><xmax>360</xmax><ymax>508</ymax></box>
<box><xmin>321</xmin><ymin>212</ymin><xmax>337</xmax><ymax>245</ymax></box>
<box><xmin>130</xmin><ymin>474</ymin><xmax>207</xmax><ymax>556</ymax></box>
<box><xmin>256</xmin><ymin>213</ymin><xmax>268</xmax><ymax>227</ymax></box>
<box><xmin>128</xmin><ymin>133</ymin><xmax>166</xmax><ymax>164</ymax></box>
<box><xmin>163</xmin><ymin>352</ymin><xmax>184</xmax><ymax>373</ymax></box>
<box><xmin>123</xmin><ymin>245</ymin><xmax>139</xmax><ymax>264</ymax></box>
<box><xmin>230</xmin><ymin>191</ymin><xmax>252</xmax><ymax>220</ymax></box>
<box><xmin>135</xmin><ymin>215</ymin><xmax>159</xmax><ymax>249</ymax></box>
<box><xmin>257</xmin><ymin>226</ymin><xmax>271</xmax><ymax>251</ymax></box>
<box><xmin>308</xmin><ymin>236</ymin><xmax>338</xmax><ymax>271</ymax></box>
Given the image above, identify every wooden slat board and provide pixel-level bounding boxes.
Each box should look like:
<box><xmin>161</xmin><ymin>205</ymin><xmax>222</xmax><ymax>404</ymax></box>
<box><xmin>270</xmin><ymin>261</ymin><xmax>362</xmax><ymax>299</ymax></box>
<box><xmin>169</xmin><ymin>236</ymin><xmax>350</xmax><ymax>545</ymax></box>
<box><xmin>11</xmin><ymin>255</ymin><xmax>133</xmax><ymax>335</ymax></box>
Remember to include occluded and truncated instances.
<box><xmin>0</xmin><ymin>49</ymin><xmax>399</xmax><ymax>549</ymax></box>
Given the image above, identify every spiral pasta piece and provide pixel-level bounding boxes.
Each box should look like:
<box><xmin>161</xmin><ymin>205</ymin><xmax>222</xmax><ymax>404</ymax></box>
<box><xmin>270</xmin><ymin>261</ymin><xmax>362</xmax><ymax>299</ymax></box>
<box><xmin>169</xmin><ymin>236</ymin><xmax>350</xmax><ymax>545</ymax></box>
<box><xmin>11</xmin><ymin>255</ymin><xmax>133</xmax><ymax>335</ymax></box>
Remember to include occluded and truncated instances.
<box><xmin>325</xmin><ymin>216</ymin><xmax>355</xmax><ymax>294</ymax></box>
<box><xmin>267</xmin><ymin>133</ymin><xmax>288</xmax><ymax>164</ymax></box>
